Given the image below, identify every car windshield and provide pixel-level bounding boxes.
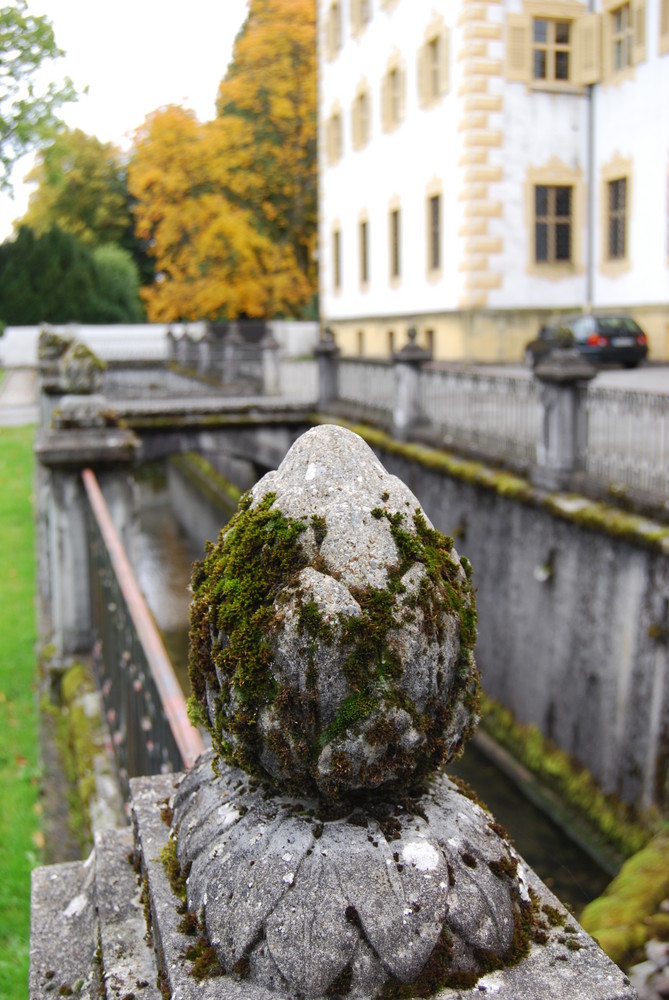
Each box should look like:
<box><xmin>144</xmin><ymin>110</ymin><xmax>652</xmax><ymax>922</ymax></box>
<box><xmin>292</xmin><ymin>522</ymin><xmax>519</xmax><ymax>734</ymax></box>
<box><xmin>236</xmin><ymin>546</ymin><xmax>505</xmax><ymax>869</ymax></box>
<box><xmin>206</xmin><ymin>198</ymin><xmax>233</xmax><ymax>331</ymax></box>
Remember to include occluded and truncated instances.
<box><xmin>597</xmin><ymin>317</ymin><xmax>641</xmax><ymax>335</ymax></box>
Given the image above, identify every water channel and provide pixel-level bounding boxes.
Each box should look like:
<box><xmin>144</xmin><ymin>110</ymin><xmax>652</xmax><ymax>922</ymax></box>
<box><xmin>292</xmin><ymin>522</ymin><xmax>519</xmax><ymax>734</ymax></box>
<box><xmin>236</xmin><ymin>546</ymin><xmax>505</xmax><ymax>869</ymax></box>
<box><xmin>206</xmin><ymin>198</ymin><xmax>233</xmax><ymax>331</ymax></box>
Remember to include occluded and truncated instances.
<box><xmin>130</xmin><ymin>461</ymin><xmax>613</xmax><ymax>917</ymax></box>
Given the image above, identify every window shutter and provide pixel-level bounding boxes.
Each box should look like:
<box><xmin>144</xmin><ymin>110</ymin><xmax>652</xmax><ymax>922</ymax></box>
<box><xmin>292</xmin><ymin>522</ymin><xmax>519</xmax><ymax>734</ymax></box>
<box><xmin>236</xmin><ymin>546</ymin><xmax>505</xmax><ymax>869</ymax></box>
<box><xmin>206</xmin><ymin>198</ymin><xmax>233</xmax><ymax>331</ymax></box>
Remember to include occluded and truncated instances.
<box><xmin>576</xmin><ymin>13</ymin><xmax>601</xmax><ymax>85</ymax></box>
<box><xmin>505</xmin><ymin>14</ymin><xmax>531</xmax><ymax>82</ymax></box>
<box><xmin>633</xmin><ymin>0</ymin><xmax>647</xmax><ymax>62</ymax></box>
<box><xmin>325</xmin><ymin>11</ymin><xmax>334</xmax><ymax>60</ymax></box>
<box><xmin>381</xmin><ymin>74</ymin><xmax>390</xmax><ymax>131</ymax></box>
<box><xmin>399</xmin><ymin>64</ymin><xmax>406</xmax><ymax>123</ymax></box>
<box><xmin>440</xmin><ymin>27</ymin><xmax>451</xmax><ymax>95</ymax></box>
<box><xmin>601</xmin><ymin>9</ymin><xmax>612</xmax><ymax>81</ymax></box>
<box><xmin>351</xmin><ymin>0</ymin><xmax>360</xmax><ymax>37</ymax></box>
<box><xmin>660</xmin><ymin>0</ymin><xmax>669</xmax><ymax>53</ymax></box>
<box><xmin>417</xmin><ymin>45</ymin><xmax>428</xmax><ymax>107</ymax></box>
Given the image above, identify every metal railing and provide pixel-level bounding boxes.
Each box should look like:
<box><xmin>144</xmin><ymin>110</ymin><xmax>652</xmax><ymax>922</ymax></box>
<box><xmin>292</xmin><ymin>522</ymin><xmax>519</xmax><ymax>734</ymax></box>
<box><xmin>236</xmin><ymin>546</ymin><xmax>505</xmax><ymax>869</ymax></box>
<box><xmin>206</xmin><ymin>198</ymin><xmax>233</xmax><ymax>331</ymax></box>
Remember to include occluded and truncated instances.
<box><xmin>578</xmin><ymin>385</ymin><xmax>669</xmax><ymax>497</ymax></box>
<box><xmin>83</xmin><ymin>468</ymin><xmax>204</xmax><ymax>791</ymax></box>
<box><xmin>418</xmin><ymin>367</ymin><xmax>539</xmax><ymax>467</ymax></box>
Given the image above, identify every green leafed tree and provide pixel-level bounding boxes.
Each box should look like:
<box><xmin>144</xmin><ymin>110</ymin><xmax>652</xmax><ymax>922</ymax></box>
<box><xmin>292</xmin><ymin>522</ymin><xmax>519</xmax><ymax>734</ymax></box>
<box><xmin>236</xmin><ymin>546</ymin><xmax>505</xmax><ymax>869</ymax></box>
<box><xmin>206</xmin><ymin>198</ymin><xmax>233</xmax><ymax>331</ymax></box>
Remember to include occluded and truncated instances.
<box><xmin>23</xmin><ymin>128</ymin><xmax>131</xmax><ymax>247</ymax></box>
<box><xmin>0</xmin><ymin>0</ymin><xmax>76</xmax><ymax>190</ymax></box>
<box><xmin>92</xmin><ymin>243</ymin><xmax>144</xmax><ymax>322</ymax></box>
<box><xmin>0</xmin><ymin>226</ymin><xmax>144</xmax><ymax>324</ymax></box>
<box><xmin>20</xmin><ymin>127</ymin><xmax>155</xmax><ymax>286</ymax></box>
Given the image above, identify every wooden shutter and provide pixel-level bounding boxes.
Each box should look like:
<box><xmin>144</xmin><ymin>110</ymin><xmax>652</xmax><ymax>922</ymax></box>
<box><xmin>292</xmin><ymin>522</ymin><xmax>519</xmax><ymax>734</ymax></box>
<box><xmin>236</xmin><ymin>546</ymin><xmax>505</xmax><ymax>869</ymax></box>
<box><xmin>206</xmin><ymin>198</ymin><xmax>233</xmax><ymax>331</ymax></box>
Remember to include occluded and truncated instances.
<box><xmin>351</xmin><ymin>0</ymin><xmax>360</xmax><ymax>37</ymax></box>
<box><xmin>632</xmin><ymin>0</ymin><xmax>647</xmax><ymax>62</ymax></box>
<box><xmin>381</xmin><ymin>74</ymin><xmax>390</xmax><ymax>131</ymax></box>
<box><xmin>399</xmin><ymin>64</ymin><xmax>407</xmax><ymax>123</ymax></box>
<box><xmin>660</xmin><ymin>0</ymin><xmax>669</xmax><ymax>54</ymax></box>
<box><xmin>506</xmin><ymin>14</ymin><xmax>531</xmax><ymax>83</ymax></box>
<box><xmin>601</xmin><ymin>8</ymin><xmax>612</xmax><ymax>81</ymax></box>
<box><xmin>576</xmin><ymin>13</ymin><xmax>601</xmax><ymax>85</ymax></box>
<box><xmin>440</xmin><ymin>27</ymin><xmax>451</xmax><ymax>95</ymax></box>
<box><xmin>417</xmin><ymin>44</ymin><xmax>428</xmax><ymax>107</ymax></box>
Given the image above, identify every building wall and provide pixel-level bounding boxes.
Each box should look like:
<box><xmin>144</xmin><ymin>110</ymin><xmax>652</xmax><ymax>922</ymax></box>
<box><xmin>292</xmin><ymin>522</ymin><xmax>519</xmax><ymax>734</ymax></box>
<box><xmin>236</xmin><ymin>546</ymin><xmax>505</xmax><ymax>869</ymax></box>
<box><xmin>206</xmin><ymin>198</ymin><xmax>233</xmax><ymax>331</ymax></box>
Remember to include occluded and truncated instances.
<box><xmin>318</xmin><ymin>0</ymin><xmax>669</xmax><ymax>361</ymax></box>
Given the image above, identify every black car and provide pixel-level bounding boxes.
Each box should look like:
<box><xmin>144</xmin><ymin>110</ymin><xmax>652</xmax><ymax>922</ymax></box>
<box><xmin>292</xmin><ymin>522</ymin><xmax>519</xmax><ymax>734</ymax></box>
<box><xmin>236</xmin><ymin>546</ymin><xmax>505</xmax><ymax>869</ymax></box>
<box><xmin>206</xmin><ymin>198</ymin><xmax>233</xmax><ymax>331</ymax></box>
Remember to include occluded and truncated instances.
<box><xmin>524</xmin><ymin>313</ymin><xmax>649</xmax><ymax>369</ymax></box>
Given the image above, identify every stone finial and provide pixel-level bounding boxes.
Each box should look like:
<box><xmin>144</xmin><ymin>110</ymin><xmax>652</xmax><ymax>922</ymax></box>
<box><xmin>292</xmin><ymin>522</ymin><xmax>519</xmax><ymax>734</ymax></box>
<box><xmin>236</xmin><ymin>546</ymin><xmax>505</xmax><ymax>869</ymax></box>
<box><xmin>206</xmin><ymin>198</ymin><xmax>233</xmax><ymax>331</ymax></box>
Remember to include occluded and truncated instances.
<box><xmin>188</xmin><ymin>424</ymin><xmax>479</xmax><ymax>802</ymax></box>
<box><xmin>37</xmin><ymin>326</ymin><xmax>74</xmax><ymax>364</ymax></box>
<box><xmin>59</xmin><ymin>341</ymin><xmax>106</xmax><ymax>394</ymax></box>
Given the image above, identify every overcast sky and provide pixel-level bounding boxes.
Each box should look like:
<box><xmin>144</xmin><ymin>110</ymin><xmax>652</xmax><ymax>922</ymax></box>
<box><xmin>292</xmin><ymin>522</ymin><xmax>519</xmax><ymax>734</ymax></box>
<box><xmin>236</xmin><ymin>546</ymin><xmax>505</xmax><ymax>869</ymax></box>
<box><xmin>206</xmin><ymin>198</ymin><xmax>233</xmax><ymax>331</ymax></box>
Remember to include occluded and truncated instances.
<box><xmin>0</xmin><ymin>0</ymin><xmax>249</xmax><ymax>239</ymax></box>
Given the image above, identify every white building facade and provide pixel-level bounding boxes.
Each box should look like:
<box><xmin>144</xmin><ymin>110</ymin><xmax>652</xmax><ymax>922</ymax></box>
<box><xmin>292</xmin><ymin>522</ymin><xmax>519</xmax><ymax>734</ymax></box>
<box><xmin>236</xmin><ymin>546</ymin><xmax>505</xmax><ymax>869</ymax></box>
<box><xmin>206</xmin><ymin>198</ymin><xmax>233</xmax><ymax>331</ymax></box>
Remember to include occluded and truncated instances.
<box><xmin>318</xmin><ymin>0</ymin><xmax>669</xmax><ymax>361</ymax></box>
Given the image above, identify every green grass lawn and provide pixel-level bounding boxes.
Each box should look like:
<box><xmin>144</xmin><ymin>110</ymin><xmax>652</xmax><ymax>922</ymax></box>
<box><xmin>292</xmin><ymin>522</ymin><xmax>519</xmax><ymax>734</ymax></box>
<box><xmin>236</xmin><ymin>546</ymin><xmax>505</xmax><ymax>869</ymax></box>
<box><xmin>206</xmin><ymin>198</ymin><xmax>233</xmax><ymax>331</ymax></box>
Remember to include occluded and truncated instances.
<box><xmin>0</xmin><ymin>425</ymin><xmax>40</xmax><ymax>998</ymax></box>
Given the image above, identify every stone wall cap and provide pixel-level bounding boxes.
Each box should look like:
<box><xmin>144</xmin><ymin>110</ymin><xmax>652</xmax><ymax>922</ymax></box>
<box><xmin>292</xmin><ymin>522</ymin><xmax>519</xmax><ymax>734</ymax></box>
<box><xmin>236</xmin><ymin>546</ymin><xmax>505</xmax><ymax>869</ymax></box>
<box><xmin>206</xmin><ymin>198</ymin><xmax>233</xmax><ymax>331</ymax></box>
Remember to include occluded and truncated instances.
<box><xmin>534</xmin><ymin>350</ymin><xmax>598</xmax><ymax>384</ymax></box>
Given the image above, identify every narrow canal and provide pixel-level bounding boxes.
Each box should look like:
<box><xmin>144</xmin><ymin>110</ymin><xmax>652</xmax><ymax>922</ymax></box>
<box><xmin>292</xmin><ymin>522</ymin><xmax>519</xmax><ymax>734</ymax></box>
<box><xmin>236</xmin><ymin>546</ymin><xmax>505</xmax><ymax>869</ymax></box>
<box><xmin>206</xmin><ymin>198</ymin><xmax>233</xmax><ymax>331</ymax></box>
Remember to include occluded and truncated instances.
<box><xmin>130</xmin><ymin>461</ymin><xmax>612</xmax><ymax>917</ymax></box>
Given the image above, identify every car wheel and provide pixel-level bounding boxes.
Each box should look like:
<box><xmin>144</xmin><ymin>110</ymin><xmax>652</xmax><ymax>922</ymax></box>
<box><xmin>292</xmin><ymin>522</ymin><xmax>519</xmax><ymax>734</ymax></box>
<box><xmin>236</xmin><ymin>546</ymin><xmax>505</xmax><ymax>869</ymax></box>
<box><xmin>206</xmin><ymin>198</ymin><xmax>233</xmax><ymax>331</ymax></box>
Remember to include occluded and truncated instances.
<box><xmin>623</xmin><ymin>361</ymin><xmax>639</xmax><ymax>369</ymax></box>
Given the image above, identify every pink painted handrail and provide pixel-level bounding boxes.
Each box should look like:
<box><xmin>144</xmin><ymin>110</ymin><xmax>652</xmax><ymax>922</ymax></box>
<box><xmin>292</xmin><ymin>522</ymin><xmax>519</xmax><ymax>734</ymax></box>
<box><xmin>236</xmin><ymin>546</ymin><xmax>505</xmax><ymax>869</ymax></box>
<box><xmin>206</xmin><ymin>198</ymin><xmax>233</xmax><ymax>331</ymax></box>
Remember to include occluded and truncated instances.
<box><xmin>82</xmin><ymin>467</ymin><xmax>205</xmax><ymax>769</ymax></box>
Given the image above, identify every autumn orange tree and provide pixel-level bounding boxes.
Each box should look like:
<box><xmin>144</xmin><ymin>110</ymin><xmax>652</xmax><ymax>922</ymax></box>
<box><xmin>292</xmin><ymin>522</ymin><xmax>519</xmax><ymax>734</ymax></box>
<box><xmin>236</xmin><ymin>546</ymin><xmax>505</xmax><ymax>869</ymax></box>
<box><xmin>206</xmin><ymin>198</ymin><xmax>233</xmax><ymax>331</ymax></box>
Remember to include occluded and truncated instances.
<box><xmin>128</xmin><ymin>0</ymin><xmax>317</xmax><ymax>322</ymax></box>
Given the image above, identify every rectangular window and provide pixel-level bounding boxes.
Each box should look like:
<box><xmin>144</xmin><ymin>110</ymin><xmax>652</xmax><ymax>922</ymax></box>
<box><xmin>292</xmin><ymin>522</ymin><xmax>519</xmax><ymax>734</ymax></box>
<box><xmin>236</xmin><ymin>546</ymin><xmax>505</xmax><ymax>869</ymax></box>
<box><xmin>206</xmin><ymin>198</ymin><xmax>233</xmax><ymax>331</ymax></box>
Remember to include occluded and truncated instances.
<box><xmin>532</xmin><ymin>18</ymin><xmax>572</xmax><ymax>82</ymax></box>
<box><xmin>428</xmin><ymin>194</ymin><xmax>441</xmax><ymax>271</ymax></box>
<box><xmin>387</xmin><ymin>330</ymin><xmax>395</xmax><ymax>354</ymax></box>
<box><xmin>535</xmin><ymin>185</ymin><xmax>572</xmax><ymax>263</ymax></box>
<box><xmin>608</xmin><ymin>178</ymin><xmax>627</xmax><ymax>259</ymax></box>
<box><xmin>611</xmin><ymin>3</ymin><xmax>633</xmax><ymax>70</ymax></box>
<box><xmin>390</xmin><ymin>209</ymin><xmax>400</xmax><ymax>278</ymax></box>
<box><xmin>333</xmin><ymin>229</ymin><xmax>341</xmax><ymax>290</ymax></box>
<box><xmin>359</xmin><ymin>220</ymin><xmax>369</xmax><ymax>285</ymax></box>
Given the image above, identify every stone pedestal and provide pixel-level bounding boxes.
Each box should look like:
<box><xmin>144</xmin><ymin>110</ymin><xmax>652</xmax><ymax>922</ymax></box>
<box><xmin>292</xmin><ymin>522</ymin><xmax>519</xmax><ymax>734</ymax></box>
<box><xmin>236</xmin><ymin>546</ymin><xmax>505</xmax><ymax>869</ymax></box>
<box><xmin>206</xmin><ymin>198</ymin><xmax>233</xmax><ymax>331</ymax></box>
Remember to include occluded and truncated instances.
<box><xmin>392</xmin><ymin>328</ymin><xmax>431</xmax><ymax>440</ymax></box>
<box><xmin>29</xmin><ymin>425</ymin><xmax>637</xmax><ymax>1000</ymax></box>
<box><xmin>314</xmin><ymin>328</ymin><xmax>340</xmax><ymax>408</ymax></box>
<box><xmin>261</xmin><ymin>332</ymin><xmax>281</xmax><ymax>395</ymax></box>
<box><xmin>532</xmin><ymin>351</ymin><xmax>597</xmax><ymax>492</ymax></box>
<box><xmin>35</xmin><ymin>393</ymin><xmax>139</xmax><ymax>659</ymax></box>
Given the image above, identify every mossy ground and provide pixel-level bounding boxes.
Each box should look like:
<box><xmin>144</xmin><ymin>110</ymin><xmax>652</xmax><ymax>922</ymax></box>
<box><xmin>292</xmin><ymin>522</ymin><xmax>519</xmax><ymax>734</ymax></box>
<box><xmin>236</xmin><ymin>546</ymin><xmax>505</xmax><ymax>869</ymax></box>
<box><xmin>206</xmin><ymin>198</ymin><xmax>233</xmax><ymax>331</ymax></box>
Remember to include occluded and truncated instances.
<box><xmin>580</xmin><ymin>831</ymin><xmax>669</xmax><ymax>970</ymax></box>
<box><xmin>0</xmin><ymin>425</ymin><xmax>40</xmax><ymax>997</ymax></box>
<box><xmin>479</xmin><ymin>693</ymin><xmax>653</xmax><ymax>859</ymax></box>
<box><xmin>49</xmin><ymin>662</ymin><xmax>107</xmax><ymax>853</ymax></box>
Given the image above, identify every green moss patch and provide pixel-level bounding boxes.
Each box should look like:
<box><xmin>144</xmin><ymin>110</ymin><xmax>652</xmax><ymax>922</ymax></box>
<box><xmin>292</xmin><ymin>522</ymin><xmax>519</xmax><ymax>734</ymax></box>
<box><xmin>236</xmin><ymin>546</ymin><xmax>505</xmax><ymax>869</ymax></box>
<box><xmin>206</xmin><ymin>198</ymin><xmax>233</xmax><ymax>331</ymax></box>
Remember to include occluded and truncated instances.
<box><xmin>580</xmin><ymin>831</ymin><xmax>669</xmax><ymax>970</ymax></box>
<box><xmin>188</xmin><ymin>491</ymin><xmax>309</xmax><ymax>774</ymax></box>
<box><xmin>479</xmin><ymin>693</ymin><xmax>653</xmax><ymax>859</ymax></box>
<box><xmin>170</xmin><ymin>452</ymin><xmax>242</xmax><ymax>514</ymax></box>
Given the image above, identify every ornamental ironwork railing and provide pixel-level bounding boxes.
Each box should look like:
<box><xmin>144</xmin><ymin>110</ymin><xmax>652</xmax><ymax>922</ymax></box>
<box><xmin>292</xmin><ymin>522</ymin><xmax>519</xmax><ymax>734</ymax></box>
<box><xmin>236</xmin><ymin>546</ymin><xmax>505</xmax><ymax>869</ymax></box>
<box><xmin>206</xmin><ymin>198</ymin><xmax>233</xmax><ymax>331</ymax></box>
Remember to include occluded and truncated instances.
<box><xmin>83</xmin><ymin>468</ymin><xmax>204</xmax><ymax>794</ymax></box>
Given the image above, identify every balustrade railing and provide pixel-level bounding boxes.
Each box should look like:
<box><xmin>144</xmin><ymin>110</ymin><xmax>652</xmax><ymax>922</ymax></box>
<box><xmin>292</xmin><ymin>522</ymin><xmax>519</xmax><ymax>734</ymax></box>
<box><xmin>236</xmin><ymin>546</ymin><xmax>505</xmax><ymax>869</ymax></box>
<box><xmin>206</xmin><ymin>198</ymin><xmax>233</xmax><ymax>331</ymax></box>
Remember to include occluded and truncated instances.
<box><xmin>83</xmin><ymin>469</ymin><xmax>204</xmax><ymax>795</ymax></box>
<box><xmin>278</xmin><ymin>359</ymin><xmax>319</xmax><ymax>402</ymax></box>
<box><xmin>337</xmin><ymin>358</ymin><xmax>395</xmax><ymax>420</ymax></box>
<box><xmin>418</xmin><ymin>367</ymin><xmax>539</xmax><ymax>467</ymax></box>
<box><xmin>577</xmin><ymin>385</ymin><xmax>669</xmax><ymax>497</ymax></box>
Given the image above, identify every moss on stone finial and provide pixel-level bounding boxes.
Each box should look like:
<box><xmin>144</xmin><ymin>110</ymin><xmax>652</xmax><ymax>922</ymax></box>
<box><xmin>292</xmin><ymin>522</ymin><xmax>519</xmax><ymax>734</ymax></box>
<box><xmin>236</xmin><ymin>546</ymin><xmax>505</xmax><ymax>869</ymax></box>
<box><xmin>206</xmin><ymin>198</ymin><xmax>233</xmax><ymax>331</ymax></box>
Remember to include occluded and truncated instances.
<box><xmin>188</xmin><ymin>425</ymin><xmax>480</xmax><ymax>802</ymax></box>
